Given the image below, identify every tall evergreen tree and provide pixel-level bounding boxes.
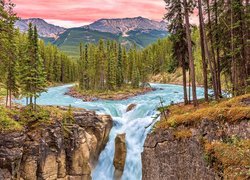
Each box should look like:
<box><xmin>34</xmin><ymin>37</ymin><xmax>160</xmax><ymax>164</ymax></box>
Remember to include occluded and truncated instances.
<box><xmin>33</xmin><ymin>25</ymin><xmax>47</xmax><ymax>107</ymax></box>
<box><xmin>164</xmin><ymin>0</ymin><xmax>189</xmax><ymax>104</ymax></box>
<box><xmin>1</xmin><ymin>0</ymin><xmax>19</xmax><ymax>108</ymax></box>
<box><xmin>116</xmin><ymin>44</ymin><xmax>123</xmax><ymax>88</ymax></box>
<box><xmin>183</xmin><ymin>0</ymin><xmax>198</xmax><ymax>106</ymax></box>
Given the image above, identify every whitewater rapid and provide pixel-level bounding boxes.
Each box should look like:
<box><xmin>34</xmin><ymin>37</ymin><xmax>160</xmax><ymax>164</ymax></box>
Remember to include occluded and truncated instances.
<box><xmin>17</xmin><ymin>83</ymin><xmax>205</xmax><ymax>180</ymax></box>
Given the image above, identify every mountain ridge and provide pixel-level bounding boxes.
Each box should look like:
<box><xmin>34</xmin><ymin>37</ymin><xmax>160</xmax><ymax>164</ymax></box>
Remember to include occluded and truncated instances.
<box><xmin>15</xmin><ymin>17</ymin><xmax>168</xmax><ymax>57</ymax></box>
<box><xmin>15</xmin><ymin>18</ymin><xmax>66</xmax><ymax>38</ymax></box>
<box><xmin>85</xmin><ymin>16</ymin><xmax>167</xmax><ymax>34</ymax></box>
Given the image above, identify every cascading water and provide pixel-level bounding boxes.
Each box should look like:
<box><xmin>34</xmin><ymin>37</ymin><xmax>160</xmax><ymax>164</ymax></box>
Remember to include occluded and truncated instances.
<box><xmin>17</xmin><ymin>83</ymin><xmax>205</xmax><ymax>180</ymax></box>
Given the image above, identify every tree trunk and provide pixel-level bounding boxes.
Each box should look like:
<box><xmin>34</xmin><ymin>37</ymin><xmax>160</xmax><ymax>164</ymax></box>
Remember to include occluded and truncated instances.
<box><xmin>6</xmin><ymin>89</ymin><xmax>8</xmax><ymax>108</ymax></box>
<box><xmin>206</xmin><ymin>0</ymin><xmax>219</xmax><ymax>99</ymax></box>
<box><xmin>189</xmin><ymin>70</ymin><xmax>191</xmax><ymax>104</ymax></box>
<box><xmin>34</xmin><ymin>97</ymin><xmax>37</xmax><ymax>111</ymax></box>
<box><xmin>214</xmin><ymin>0</ymin><xmax>222</xmax><ymax>96</ymax></box>
<box><xmin>183</xmin><ymin>0</ymin><xmax>198</xmax><ymax>106</ymax></box>
<box><xmin>230</xmin><ymin>0</ymin><xmax>237</xmax><ymax>96</ymax></box>
<box><xmin>198</xmin><ymin>0</ymin><xmax>209</xmax><ymax>101</ymax></box>
<box><xmin>181</xmin><ymin>56</ymin><xmax>188</xmax><ymax>105</ymax></box>
<box><xmin>30</xmin><ymin>97</ymin><xmax>33</xmax><ymax>107</ymax></box>
<box><xmin>236</xmin><ymin>0</ymin><xmax>247</xmax><ymax>95</ymax></box>
<box><xmin>245</xmin><ymin>0</ymin><xmax>250</xmax><ymax>79</ymax></box>
<box><xmin>9</xmin><ymin>90</ymin><xmax>12</xmax><ymax>109</ymax></box>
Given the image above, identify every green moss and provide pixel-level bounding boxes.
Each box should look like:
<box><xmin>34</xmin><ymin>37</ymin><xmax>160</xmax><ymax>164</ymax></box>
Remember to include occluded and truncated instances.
<box><xmin>0</xmin><ymin>106</ymin><xmax>23</xmax><ymax>132</ymax></box>
<box><xmin>19</xmin><ymin>106</ymin><xmax>66</xmax><ymax>128</ymax></box>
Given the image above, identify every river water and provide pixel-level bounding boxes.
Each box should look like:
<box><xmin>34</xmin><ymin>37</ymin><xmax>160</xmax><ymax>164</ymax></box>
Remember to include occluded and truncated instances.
<box><xmin>18</xmin><ymin>83</ymin><xmax>205</xmax><ymax>180</ymax></box>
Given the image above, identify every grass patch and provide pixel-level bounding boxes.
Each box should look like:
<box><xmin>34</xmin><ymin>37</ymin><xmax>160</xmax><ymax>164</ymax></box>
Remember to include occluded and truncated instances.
<box><xmin>155</xmin><ymin>94</ymin><xmax>250</xmax><ymax>129</ymax></box>
<box><xmin>204</xmin><ymin>139</ymin><xmax>250</xmax><ymax>179</ymax></box>
<box><xmin>19</xmin><ymin>106</ymin><xmax>66</xmax><ymax>128</ymax></box>
<box><xmin>0</xmin><ymin>104</ymin><xmax>77</xmax><ymax>133</ymax></box>
<box><xmin>173</xmin><ymin>129</ymin><xmax>192</xmax><ymax>139</ymax></box>
<box><xmin>0</xmin><ymin>106</ymin><xmax>23</xmax><ymax>132</ymax></box>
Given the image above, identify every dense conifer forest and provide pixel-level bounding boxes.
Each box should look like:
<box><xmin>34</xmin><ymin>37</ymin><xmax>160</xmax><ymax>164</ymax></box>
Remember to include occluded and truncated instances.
<box><xmin>0</xmin><ymin>0</ymin><xmax>249</xmax><ymax>108</ymax></box>
<box><xmin>0</xmin><ymin>1</ymin><xmax>77</xmax><ymax>108</ymax></box>
<box><xmin>0</xmin><ymin>0</ymin><xmax>249</xmax><ymax>179</ymax></box>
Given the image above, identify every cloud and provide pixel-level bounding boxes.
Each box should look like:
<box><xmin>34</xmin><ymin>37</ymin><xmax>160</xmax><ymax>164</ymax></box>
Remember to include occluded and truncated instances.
<box><xmin>12</xmin><ymin>0</ymin><xmax>166</xmax><ymax>27</ymax></box>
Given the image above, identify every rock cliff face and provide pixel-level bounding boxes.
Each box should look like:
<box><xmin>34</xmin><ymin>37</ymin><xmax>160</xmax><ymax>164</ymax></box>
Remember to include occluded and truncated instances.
<box><xmin>113</xmin><ymin>134</ymin><xmax>127</xmax><ymax>180</ymax></box>
<box><xmin>0</xmin><ymin>108</ymin><xmax>112</xmax><ymax>180</ymax></box>
<box><xmin>142</xmin><ymin>119</ymin><xmax>250</xmax><ymax>180</ymax></box>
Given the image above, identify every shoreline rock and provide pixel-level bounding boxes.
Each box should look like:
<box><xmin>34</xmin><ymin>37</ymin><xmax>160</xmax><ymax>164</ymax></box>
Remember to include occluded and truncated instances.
<box><xmin>0</xmin><ymin>107</ymin><xmax>113</xmax><ymax>180</ymax></box>
<box><xmin>126</xmin><ymin>104</ymin><xmax>137</xmax><ymax>112</ymax></box>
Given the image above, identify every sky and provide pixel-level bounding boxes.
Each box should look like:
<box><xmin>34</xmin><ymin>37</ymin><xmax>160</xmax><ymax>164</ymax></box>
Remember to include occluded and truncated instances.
<box><xmin>12</xmin><ymin>0</ymin><xmax>167</xmax><ymax>28</ymax></box>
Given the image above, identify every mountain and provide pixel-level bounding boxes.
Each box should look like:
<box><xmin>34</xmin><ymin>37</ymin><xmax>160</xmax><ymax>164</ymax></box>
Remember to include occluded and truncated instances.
<box><xmin>15</xmin><ymin>17</ymin><xmax>168</xmax><ymax>58</ymax></box>
<box><xmin>54</xmin><ymin>17</ymin><xmax>168</xmax><ymax>57</ymax></box>
<box><xmin>86</xmin><ymin>16</ymin><xmax>167</xmax><ymax>34</ymax></box>
<box><xmin>15</xmin><ymin>18</ymin><xmax>66</xmax><ymax>38</ymax></box>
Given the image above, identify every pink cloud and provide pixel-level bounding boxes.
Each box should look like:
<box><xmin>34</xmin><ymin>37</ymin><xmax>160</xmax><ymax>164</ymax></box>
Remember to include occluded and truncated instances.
<box><xmin>12</xmin><ymin>0</ymin><xmax>166</xmax><ymax>27</ymax></box>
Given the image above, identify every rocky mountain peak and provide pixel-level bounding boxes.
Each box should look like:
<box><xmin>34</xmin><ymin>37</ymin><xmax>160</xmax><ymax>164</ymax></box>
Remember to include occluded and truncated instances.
<box><xmin>15</xmin><ymin>18</ymin><xmax>66</xmax><ymax>38</ymax></box>
<box><xmin>86</xmin><ymin>17</ymin><xmax>167</xmax><ymax>34</ymax></box>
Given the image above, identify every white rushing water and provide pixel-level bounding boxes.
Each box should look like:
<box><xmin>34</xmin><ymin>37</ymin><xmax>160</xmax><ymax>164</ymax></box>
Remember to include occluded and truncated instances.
<box><xmin>17</xmin><ymin>83</ymin><xmax>205</xmax><ymax>180</ymax></box>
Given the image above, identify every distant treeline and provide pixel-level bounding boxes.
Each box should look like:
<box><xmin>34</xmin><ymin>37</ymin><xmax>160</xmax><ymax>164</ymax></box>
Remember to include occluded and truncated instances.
<box><xmin>77</xmin><ymin>38</ymin><xmax>174</xmax><ymax>91</ymax></box>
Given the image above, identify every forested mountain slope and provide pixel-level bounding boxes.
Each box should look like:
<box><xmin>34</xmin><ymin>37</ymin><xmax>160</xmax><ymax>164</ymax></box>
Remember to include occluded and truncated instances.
<box><xmin>15</xmin><ymin>17</ymin><xmax>168</xmax><ymax>57</ymax></box>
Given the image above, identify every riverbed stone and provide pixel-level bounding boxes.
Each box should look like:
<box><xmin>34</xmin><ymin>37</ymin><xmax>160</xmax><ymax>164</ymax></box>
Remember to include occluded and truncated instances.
<box><xmin>126</xmin><ymin>104</ymin><xmax>137</xmax><ymax>112</ymax></box>
<box><xmin>113</xmin><ymin>133</ymin><xmax>127</xmax><ymax>180</ymax></box>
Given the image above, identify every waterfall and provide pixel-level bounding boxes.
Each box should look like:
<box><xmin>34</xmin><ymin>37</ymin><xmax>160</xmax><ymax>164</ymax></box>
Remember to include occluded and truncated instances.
<box><xmin>17</xmin><ymin>83</ymin><xmax>205</xmax><ymax>180</ymax></box>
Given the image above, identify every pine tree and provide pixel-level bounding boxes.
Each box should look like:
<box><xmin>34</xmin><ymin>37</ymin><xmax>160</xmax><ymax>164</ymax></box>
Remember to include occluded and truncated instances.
<box><xmin>98</xmin><ymin>39</ymin><xmax>105</xmax><ymax>89</ymax></box>
<box><xmin>132</xmin><ymin>65</ymin><xmax>140</xmax><ymax>88</ymax></box>
<box><xmin>122</xmin><ymin>47</ymin><xmax>128</xmax><ymax>83</ymax></box>
<box><xmin>183</xmin><ymin>0</ymin><xmax>198</xmax><ymax>106</ymax></box>
<box><xmin>164</xmin><ymin>0</ymin><xmax>189</xmax><ymax>104</ymax></box>
<box><xmin>1</xmin><ymin>1</ymin><xmax>19</xmax><ymax>108</ymax></box>
<box><xmin>116</xmin><ymin>44</ymin><xmax>123</xmax><ymax>88</ymax></box>
<box><xmin>33</xmin><ymin>25</ymin><xmax>47</xmax><ymax>107</ymax></box>
<box><xmin>79</xmin><ymin>43</ymin><xmax>84</xmax><ymax>89</ymax></box>
<box><xmin>197</xmin><ymin>0</ymin><xmax>209</xmax><ymax>101</ymax></box>
<box><xmin>20</xmin><ymin>24</ymin><xmax>47</xmax><ymax>108</ymax></box>
<box><xmin>84</xmin><ymin>44</ymin><xmax>89</xmax><ymax>89</ymax></box>
<box><xmin>107</xmin><ymin>51</ymin><xmax>116</xmax><ymax>90</ymax></box>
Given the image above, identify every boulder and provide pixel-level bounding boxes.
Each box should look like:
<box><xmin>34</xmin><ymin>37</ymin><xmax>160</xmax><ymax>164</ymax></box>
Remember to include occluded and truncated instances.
<box><xmin>126</xmin><ymin>104</ymin><xmax>137</xmax><ymax>112</ymax></box>
<box><xmin>113</xmin><ymin>134</ymin><xmax>127</xmax><ymax>180</ymax></box>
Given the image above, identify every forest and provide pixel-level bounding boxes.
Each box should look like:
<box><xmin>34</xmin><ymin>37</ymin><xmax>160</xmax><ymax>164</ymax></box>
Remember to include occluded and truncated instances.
<box><xmin>0</xmin><ymin>0</ymin><xmax>249</xmax><ymax>108</ymax></box>
<box><xmin>0</xmin><ymin>1</ymin><xmax>249</xmax><ymax>179</ymax></box>
<box><xmin>77</xmin><ymin>0</ymin><xmax>249</xmax><ymax>105</ymax></box>
<box><xmin>0</xmin><ymin>1</ymin><xmax>77</xmax><ymax>108</ymax></box>
<box><xmin>163</xmin><ymin>0</ymin><xmax>249</xmax><ymax>106</ymax></box>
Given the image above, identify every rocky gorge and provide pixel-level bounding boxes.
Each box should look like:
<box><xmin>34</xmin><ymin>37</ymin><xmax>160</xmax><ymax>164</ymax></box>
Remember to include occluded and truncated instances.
<box><xmin>0</xmin><ymin>107</ymin><xmax>112</xmax><ymax>180</ymax></box>
<box><xmin>142</xmin><ymin>96</ymin><xmax>250</xmax><ymax>180</ymax></box>
<box><xmin>1</xmin><ymin>84</ymin><xmax>249</xmax><ymax>180</ymax></box>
